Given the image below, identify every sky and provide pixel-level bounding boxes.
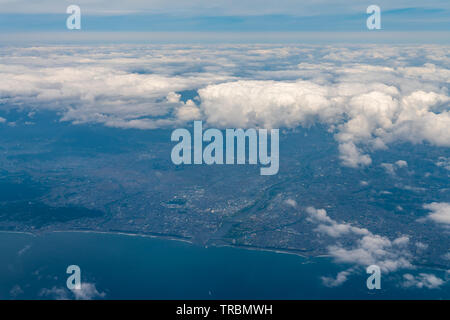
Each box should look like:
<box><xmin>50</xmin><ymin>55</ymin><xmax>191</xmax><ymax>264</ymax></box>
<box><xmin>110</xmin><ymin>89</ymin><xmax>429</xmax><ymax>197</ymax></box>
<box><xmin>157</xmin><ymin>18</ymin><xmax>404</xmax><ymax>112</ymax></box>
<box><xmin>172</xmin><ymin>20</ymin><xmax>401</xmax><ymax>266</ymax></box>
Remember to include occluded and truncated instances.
<box><xmin>0</xmin><ymin>0</ymin><xmax>449</xmax><ymax>16</ymax></box>
<box><xmin>0</xmin><ymin>0</ymin><xmax>449</xmax><ymax>37</ymax></box>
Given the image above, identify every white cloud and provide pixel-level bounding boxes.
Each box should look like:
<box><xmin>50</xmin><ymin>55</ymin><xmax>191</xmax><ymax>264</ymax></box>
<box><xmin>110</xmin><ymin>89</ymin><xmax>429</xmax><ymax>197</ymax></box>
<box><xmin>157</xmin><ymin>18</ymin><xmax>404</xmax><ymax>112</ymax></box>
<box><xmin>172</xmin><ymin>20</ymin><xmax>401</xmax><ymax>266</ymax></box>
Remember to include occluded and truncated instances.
<box><xmin>284</xmin><ymin>198</ymin><xmax>297</xmax><ymax>208</ymax></box>
<box><xmin>381</xmin><ymin>160</ymin><xmax>408</xmax><ymax>175</ymax></box>
<box><xmin>402</xmin><ymin>273</ymin><xmax>445</xmax><ymax>289</ymax></box>
<box><xmin>39</xmin><ymin>282</ymin><xmax>105</xmax><ymax>300</ymax></box>
<box><xmin>39</xmin><ymin>286</ymin><xmax>69</xmax><ymax>300</ymax></box>
<box><xmin>306</xmin><ymin>206</ymin><xmax>414</xmax><ymax>285</ymax></box>
<box><xmin>198</xmin><ymin>80</ymin><xmax>334</xmax><ymax>129</ymax></box>
<box><xmin>321</xmin><ymin>269</ymin><xmax>353</xmax><ymax>288</ymax></box>
<box><xmin>72</xmin><ymin>283</ymin><xmax>106</xmax><ymax>300</ymax></box>
<box><xmin>339</xmin><ymin>142</ymin><xmax>372</xmax><ymax>168</ymax></box>
<box><xmin>415</xmin><ymin>242</ymin><xmax>428</xmax><ymax>251</ymax></box>
<box><xmin>381</xmin><ymin>163</ymin><xmax>396</xmax><ymax>175</ymax></box>
<box><xmin>0</xmin><ymin>45</ymin><xmax>235</xmax><ymax>130</ymax></box>
<box><xmin>175</xmin><ymin>99</ymin><xmax>202</xmax><ymax>122</ymax></box>
<box><xmin>306</xmin><ymin>206</ymin><xmax>370</xmax><ymax>237</ymax></box>
<box><xmin>395</xmin><ymin>160</ymin><xmax>408</xmax><ymax>168</ymax></box>
<box><xmin>0</xmin><ymin>44</ymin><xmax>449</xmax><ymax>168</ymax></box>
<box><xmin>436</xmin><ymin>157</ymin><xmax>450</xmax><ymax>171</ymax></box>
<box><xmin>196</xmin><ymin>60</ymin><xmax>449</xmax><ymax>167</ymax></box>
<box><xmin>423</xmin><ymin>202</ymin><xmax>450</xmax><ymax>225</ymax></box>
<box><xmin>306</xmin><ymin>206</ymin><xmax>334</xmax><ymax>224</ymax></box>
<box><xmin>328</xmin><ymin>234</ymin><xmax>413</xmax><ymax>273</ymax></box>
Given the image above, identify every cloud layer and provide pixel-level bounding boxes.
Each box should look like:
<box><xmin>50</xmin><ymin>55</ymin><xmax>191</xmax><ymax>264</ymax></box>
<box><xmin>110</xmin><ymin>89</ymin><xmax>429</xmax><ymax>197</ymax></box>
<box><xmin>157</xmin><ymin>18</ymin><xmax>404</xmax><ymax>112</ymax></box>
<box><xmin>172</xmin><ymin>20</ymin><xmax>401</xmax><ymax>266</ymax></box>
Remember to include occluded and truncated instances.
<box><xmin>0</xmin><ymin>44</ymin><xmax>449</xmax><ymax>167</ymax></box>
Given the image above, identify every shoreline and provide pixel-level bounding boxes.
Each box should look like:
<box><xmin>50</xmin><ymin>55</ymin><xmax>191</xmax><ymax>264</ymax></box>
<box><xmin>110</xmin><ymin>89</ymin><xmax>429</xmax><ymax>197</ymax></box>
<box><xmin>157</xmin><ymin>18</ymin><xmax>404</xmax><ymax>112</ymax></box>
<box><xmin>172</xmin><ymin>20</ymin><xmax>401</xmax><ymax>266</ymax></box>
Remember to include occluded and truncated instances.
<box><xmin>0</xmin><ymin>228</ymin><xmax>329</xmax><ymax>261</ymax></box>
<box><xmin>0</xmin><ymin>230</ymin><xmax>37</xmax><ymax>237</ymax></box>
<box><xmin>1</xmin><ymin>229</ymin><xmax>448</xmax><ymax>274</ymax></box>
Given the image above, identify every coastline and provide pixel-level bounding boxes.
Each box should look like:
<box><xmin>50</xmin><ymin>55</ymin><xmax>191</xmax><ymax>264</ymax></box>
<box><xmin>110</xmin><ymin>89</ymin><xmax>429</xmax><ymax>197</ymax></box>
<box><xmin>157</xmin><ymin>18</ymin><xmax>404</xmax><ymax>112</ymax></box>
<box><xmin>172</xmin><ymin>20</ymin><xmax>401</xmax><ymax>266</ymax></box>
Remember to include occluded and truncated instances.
<box><xmin>0</xmin><ymin>230</ymin><xmax>37</xmax><ymax>237</ymax></box>
<box><xmin>0</xmin><ymin>228</ymin><xmax>330</xmax><ymax>261</ymax></box>
<box><xmin>2</xmin><ymin>229</ymin><xmax>447</xmax><ymax>273</ymax></box>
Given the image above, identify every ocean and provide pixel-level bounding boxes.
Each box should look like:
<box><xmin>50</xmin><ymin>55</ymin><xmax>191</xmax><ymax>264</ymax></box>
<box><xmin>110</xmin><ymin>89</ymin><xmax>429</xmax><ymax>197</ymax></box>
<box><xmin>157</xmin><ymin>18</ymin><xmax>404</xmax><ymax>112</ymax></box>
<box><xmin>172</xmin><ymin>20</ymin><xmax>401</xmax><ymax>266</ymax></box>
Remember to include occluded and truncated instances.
<box><xmin>0</xmin><ymin>231</ymin><xmax>447</xmax><ymax>300</ymax></box>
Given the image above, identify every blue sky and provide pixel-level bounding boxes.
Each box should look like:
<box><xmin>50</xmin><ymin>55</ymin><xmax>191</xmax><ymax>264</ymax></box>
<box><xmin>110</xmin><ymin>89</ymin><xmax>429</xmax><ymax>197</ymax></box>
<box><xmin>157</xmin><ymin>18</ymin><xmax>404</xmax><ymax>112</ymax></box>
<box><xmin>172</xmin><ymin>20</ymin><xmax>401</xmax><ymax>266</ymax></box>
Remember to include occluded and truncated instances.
<box><xmin>0</xmin><ymin>0</ymin><xmax>449</xmax><ymax>32</ymax></box>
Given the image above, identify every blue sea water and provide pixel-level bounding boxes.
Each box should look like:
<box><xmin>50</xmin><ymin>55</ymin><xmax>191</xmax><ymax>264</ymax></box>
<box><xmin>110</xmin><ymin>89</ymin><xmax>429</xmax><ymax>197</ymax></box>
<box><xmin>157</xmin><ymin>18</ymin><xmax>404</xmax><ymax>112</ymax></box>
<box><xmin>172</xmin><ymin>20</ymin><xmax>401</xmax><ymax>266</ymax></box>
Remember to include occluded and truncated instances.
<box><xmin>0</xmin><ymin>231</ymin><xmax>448</xmax><ymax>300</ymax></box>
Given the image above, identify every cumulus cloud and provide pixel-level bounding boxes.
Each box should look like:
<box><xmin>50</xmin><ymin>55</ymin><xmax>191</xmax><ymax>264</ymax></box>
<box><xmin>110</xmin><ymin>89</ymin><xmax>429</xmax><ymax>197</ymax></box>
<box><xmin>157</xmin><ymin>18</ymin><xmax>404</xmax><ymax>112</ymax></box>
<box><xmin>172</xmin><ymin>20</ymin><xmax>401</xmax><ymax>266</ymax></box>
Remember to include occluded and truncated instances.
<box><xmin>198</xmin><ymin>80</ymin><xmax>449</xmax><ymax>167</ymax></box>
<box><xmin>198</xmin><ymin>80</ymin><xmax>334</xmax><ymax>129</ymax></box>
<box><xmin>306</xmin><ymin>206</ymin><xmax>414</xmax><ymax>286</ymax></box>
<box><xmin>0</xmin><ymin>44</ymin><xmax>449</xmax><ymax>168</ymax></box>
<box><xmin>381</xmin><ymin>160</ymin><xmax>408</xmax><ymax>175</ymax></box>
<box><xmin>402</xmin><ymin>273</ymin><xmax>445</xmax><ymax>289</ymax></box>
<box><xmin>39</xmin><ymin>282</ymin><xmax>105</xmax><ymax>300</ymax></box>
<box><xmin>306</xmin><ymin>206</ymin><xmax>370</xmax><ymax>237</ymax></box>
<box><xmin>284</xmin><ymin>198</ymin><xmax>297</xmax><ymax>208</ymax></box>
<box><xmin>339</xmin><ymin>142</ymin><xmax>372</xmax><ymax>168</ymax></box>
<box><xmin>422</xmin><ymin>202</ymin><xmax>450</xmax><ymax>225</ymax></box>
<box><xmin>415</xmin><ymin>242</ymin><xmax>428</xmax><ymax>251</ymax></box>
<box><xmin>321</xmin><ymin>269</ymin><xmax>353</xmax><ymax>288</ymax></box>
<box><xmin>175</xmin><ymin>99</ymin><xmax>202</xmax><ymax>121</ymax></box>
<box><xmin>306</xmin><ymin>206</ymin><xmax>334</xmax><ymax>224</ymax></box>
<box><xmin>395</xmin><ymin>160</ymin><xmax>408</xmax><ymax>168</ymax></box>
<box><xmin>193</xmin><ymin>50</ymin><xmax>450</xmax><ymax>167</ymax></box>
<box><xmin>72</xmin><ymin>283</ymin><xmax>106</xmax><ymax>300</ymax></box>
<box><xmin>381</xmin><ymin>163</ymin><xmax>396</xmax><ymax>175</ymax></box>
<box><xmin>328</xmin><ymin>234</ymin><xmax>413</xmax><ymax>273</ymax></box>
